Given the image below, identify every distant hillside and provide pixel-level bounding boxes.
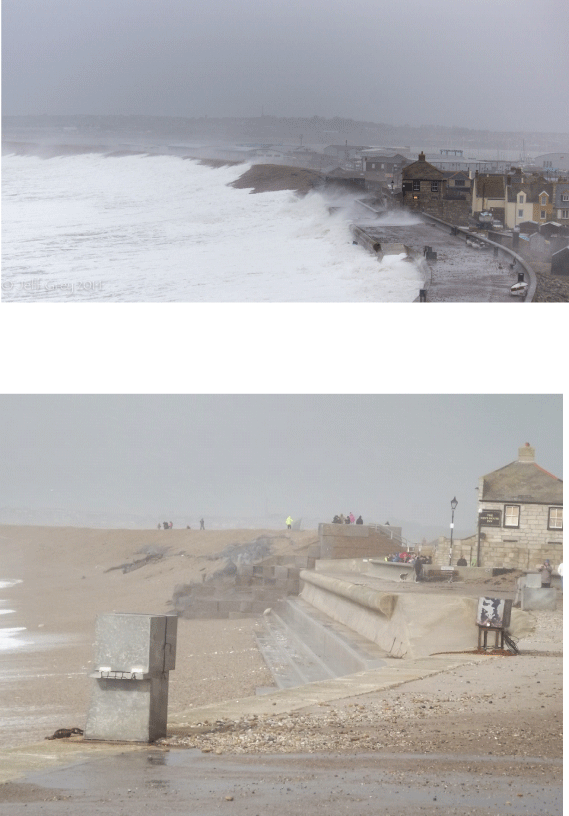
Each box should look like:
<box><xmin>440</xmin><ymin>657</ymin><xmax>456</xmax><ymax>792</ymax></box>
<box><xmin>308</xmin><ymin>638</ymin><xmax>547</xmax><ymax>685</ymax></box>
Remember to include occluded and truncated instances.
<box><xmin>3</xmin><ymin>114</ymin><xmax>568</xmax><ymax>155</ymax></box>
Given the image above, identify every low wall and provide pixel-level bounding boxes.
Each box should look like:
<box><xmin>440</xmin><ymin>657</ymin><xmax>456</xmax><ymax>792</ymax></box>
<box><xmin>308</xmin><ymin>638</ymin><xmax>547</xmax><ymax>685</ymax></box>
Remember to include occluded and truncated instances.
<box><xmin>299</xmin><ymin>570</ymin><xmax>534</xmax><ymax>659</ymax></box>
<box><xmin>419</xmin><ymin>212</ymin><xmax>537</xmax><ymax>301</ymax></box>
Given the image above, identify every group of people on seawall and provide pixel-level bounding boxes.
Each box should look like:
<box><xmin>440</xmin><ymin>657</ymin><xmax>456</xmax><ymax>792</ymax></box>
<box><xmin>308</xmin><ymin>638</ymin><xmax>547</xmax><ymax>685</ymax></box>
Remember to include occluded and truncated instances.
<box><xmin>332</xmin><ymin>513</ymin><xmax>363</xmax><ymax>525</ymax></box>
<box><xmin>385</xmin><ymin>552</ymin><xmax>432</xmax><ymax>582</ymax></box>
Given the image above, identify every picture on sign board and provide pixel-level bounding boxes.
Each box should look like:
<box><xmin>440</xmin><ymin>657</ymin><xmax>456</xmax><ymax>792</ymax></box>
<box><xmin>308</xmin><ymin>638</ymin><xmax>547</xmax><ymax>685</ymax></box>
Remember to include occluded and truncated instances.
<box><xmin>477</xmin><ymin>597</ymin><xmax>512</xmax><ymax>628</ymax></box>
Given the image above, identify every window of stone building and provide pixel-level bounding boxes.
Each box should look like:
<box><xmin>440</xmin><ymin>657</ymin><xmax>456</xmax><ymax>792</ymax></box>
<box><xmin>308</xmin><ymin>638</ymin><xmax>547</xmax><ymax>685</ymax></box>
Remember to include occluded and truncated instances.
<box><xmin>519</xmin><ymin>194</ymin><xmax>524</xmax><ymax>203</ymax></box>
<box><xmin>454</xmin><ymin>179</ymin><xmax>465</xmax><ymax>186</ymax></box>
<box><xmin>518</xmin><ymin>209</ymin><xmax>524</xmax><ymax>217</ymax></box>
<box><xmin>431</xmin><ymin>181</ymin><xmax>439</xmax><ymax>192</ymax></box>
<box><xmin>541</xmin><ymin>210</ymin><xmax>546</xmax><ymax>219</ymax></box>
<box><xmin>561</xmin><ymin>209</ymin><xmax>569</xmax><ymax>219</ymax></box>
<box><xmin>541</xmin><ymin>195</ymin><xmax>547</xmax><ymax>205</ymax></box>
<box><xmin>413</xmin><ymin>180</ymin><xmax>420</xmax><ymax>191</ymax></box>
<box><xmin>562</xmin><ymin>194</ymin><xmax>569</xmax><ymax>202</ymax></box>
<box><xmin>548</xmin><ymin>507</ymin><xmax>563</xmax><ymax>530</ymax></box>
<box><xmin>504</xmin><ymin>505</ymin><xmax>520</xmax><ymax>527</ymax></box>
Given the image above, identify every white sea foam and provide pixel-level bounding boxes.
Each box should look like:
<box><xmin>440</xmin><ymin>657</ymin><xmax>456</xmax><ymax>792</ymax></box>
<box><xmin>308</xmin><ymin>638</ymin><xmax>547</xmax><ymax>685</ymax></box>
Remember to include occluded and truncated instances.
<box><xmin>2</xmin><ymin>153</ymin><xmax>424</xmax><ymax>302</ymax></box>
<box><xmin>0</xmin><ymin>627</ymin><xmax>27</xmax><ymax>652</ymax></box>
<box><xmin>0</xmin><ymin>579</ymin><xmax>22</xmax><ymax>589</ymax></box>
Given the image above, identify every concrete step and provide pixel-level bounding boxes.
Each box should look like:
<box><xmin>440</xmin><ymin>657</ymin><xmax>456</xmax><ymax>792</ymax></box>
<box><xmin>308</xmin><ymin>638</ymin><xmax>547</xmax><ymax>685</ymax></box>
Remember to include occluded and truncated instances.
<box><xmin>254</xmin><ymin>612</ymin><xmax>335</xmax><ymax>689</ymax></box>
<box><xmin>254</xmin><ymin>598</ymin><xmax>390</xmax><ymax>689</ymax></box>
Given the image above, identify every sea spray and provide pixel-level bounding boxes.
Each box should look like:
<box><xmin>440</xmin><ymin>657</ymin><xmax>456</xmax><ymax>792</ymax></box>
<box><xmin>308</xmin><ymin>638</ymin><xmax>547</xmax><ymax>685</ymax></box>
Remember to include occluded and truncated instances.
<box><xmin>2</xmin><ymin>153</ymin><xmax>423</xmax><ymax>302</ymax></box>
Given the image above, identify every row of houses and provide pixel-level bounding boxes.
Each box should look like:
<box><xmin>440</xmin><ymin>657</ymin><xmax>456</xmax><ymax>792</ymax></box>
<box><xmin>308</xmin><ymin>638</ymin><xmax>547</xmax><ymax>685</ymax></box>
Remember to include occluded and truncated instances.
<box><xmin>398</xmin><ymin>151</ymin><xmax>569</xmax><ymax>233</ymax></box>
<box><xmin>471</xmin><ymin>170</ymin><xmax>569</xmax><ymax>230</ymax></box>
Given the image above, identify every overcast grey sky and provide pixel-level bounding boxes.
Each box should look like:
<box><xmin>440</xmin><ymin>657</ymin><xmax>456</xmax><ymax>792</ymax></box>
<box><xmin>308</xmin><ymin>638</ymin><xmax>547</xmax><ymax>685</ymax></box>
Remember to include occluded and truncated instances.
<box><xmin>3</xmin><ymin>0</ymin><xmax>568</xmax><ymax>131</ymax></box>
<box><xmin>0</xmin><ymin>395</ymin><xmax>562</xmax><ymax>537</ymax></box>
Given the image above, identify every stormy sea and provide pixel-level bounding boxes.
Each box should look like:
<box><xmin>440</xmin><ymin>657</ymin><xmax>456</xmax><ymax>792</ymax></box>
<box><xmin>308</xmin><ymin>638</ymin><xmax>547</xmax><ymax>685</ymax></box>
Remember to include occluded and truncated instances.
<box><xmin>2</xmin><ymin>151</ymin><xmax>423</xmax><ymax>302</ymax></box>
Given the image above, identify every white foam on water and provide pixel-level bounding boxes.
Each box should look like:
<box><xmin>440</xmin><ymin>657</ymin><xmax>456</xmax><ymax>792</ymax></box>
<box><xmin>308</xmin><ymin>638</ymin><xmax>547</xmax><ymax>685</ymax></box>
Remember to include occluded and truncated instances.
<box><xmin>0</xmin><ymin>627</ymin><xmax>28</xmax><ymax>652</ymax></box>
<box><xmin>0</xmin><ymin>579</ymin><xmax>22</xmax><ymax>589</ymax></box>
<box><xmin>2</xmin><ymin>153</ymin><xmax>424</xmax><ymax>302</ymax></box>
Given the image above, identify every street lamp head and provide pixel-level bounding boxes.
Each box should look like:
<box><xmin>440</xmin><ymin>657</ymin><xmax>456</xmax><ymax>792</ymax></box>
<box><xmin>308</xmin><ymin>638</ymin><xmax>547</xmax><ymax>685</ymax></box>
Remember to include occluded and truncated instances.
<box><xmin>451</xmin><ymin>496</ymin><xmax>458</xmax><ymax>511</ymax></box>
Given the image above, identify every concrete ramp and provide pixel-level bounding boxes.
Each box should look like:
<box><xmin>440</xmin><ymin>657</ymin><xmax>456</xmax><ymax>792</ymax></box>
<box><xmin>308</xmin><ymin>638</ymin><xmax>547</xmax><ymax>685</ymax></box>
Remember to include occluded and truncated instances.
<box><xmin>254</xmin><ymin>598</ymin><xmax>390</xmax><ymax>689</ymax></box>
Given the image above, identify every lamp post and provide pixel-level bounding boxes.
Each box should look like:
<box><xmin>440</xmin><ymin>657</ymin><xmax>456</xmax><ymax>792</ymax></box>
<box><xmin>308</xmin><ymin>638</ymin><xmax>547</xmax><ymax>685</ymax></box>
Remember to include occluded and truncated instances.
<box><xmin>448</xmin><ymin>496</ymin><xmax>458</xmax><ymax>566</ymax></box>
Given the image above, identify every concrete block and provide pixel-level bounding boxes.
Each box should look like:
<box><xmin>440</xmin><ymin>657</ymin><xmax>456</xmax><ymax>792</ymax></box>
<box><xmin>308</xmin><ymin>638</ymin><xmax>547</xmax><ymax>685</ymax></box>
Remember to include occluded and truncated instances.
<box><xmin>85</xmin><ymin>613</ymin><xmax>176</xmax><ymax>743</ymax></box>
<box><xmin>524</xmin><ymin>573</ymin><xmax>542</xmax><ymax>588</ymax></box>
<box><xmin>217</xmin><ymin>600</ymin><xmax>243</xmax><ymax>616</ymax></box>
<box><xmin>521</xmin><ymin>587</ymin><xmax>557</xmax><ymax>611</ymax></box>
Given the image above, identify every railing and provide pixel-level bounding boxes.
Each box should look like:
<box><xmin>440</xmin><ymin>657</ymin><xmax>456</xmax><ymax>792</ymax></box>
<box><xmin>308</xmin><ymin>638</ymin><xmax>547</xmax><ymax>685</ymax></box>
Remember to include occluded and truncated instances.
<box><xmin>366</xmin><ymin>523</ymin><xmax>414</xmax><ymax>551</ymax></box>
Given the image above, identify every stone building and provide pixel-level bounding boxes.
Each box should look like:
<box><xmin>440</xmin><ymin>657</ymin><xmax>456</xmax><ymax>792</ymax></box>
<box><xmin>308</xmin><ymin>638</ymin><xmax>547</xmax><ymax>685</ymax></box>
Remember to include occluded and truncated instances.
<box><xmin>401</xmin><ymin>151</ymin><xmax>472</xmax><ymax>225</ymax></box>
<box><xmin>475</xmin><ymin>443</ymin><xmax>563</xmax><ymax>570</ymax></box>
<box><xmin>402</xmin><ymin>151</ymin><xmax>446</xmax><ymax>207</ymax></box>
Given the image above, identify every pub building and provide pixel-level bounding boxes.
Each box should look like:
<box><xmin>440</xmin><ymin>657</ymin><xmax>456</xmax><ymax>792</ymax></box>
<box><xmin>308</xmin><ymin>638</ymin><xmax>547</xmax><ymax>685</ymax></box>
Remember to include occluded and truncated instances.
<box><xmin>474</xmin><ymin>443</ymin><xmax>562</xmax><ymax>569</ymax></box>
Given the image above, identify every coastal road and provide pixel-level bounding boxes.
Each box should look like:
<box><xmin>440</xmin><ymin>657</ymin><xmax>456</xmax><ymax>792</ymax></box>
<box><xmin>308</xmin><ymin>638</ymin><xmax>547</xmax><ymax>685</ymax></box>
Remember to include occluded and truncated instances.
<box><xmin>354</xmin><ymin>215</ymin><xmax>523</xmax><ymax>302</ymax></box>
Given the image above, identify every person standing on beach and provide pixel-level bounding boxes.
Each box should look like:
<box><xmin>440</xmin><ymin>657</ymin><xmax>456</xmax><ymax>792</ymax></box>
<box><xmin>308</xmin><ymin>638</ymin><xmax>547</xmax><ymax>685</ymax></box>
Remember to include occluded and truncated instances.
<box><xmin>557</xmin><ymin>562</ymin><xmax>563</xmax><ymax>590</ymax></box>
<box><xmin>286</xmin><ymin>516</ymin><xmax>293</xmax><ymax>530</ymax></box>
<box><xmin>200</xmin><ymin>518</ymin><xmax>205</xmax><ymax>530</ymax></box>
<box><xmin>349</xmin><ymin>512</ymin><xmax>355</xmax><ymax>524</ymax></box>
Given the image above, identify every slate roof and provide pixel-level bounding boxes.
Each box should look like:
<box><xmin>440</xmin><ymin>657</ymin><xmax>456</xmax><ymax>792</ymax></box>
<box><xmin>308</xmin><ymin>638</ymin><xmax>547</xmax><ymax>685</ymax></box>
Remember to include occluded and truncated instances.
<box><xmin>481</xmin><ymin>460</ymin><xmax>562</xmax><ymax>504</ymax></box>
<box><xmin>402</xmin><ymin>154</ymin><xmax>445</xmax><ymax>181</ymax></box>
<box><xmin>506</xmin><ymin>181</ymin><xmax>554</xmax><ymax>203</ymax></box>
<box><xmin>554</xmin><ymin>182</ymin><xmax>569</xmax><ymax>207</ymax></box>
<box><xmin>474</xmin><ymin>174</ymin><xmax>505</xmax><ymax>199</ymax></box>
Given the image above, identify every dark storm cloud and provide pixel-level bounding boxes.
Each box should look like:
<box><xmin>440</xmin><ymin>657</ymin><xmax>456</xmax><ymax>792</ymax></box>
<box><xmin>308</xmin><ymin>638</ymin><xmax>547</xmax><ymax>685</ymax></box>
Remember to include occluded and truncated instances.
<box><xmin>0</xmin><ymin>395</ymin><xmax>562</xmax><ymax>535</ymax></box>
<box><xmin>3</xmin><ymin>0</ymin><xmax>568</xmax><ymax>130</ymax></box>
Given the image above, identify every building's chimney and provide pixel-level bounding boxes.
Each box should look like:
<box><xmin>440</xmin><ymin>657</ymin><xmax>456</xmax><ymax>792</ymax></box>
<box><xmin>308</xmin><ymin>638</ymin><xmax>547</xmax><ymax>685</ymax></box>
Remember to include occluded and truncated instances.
<box><xmin>518</xmin><ymin>442</ymin><xmax>535</xmax><ymax>463</ymax></box>
<box><xmin>418</xmin><ymin>151</ymin><xmax>426</xmax><ymax>162</ymax></box>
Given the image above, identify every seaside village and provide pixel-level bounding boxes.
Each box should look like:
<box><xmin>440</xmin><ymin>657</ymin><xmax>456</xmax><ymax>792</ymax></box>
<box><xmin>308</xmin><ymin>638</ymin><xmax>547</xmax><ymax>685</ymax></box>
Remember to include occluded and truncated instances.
<box><xmin>182</xmin><ymin>139</ymin><xmax>569</xmax><ymax>281</ymax></box>
<box><xmin>78</xmin><ymin>441</ymin><xmax>562</xmax><ymax>747</ymax></box>
<box><xmin>339</xmin><ymin>147</ymin><xmax>569</xmax><ymax>280</ymax></box>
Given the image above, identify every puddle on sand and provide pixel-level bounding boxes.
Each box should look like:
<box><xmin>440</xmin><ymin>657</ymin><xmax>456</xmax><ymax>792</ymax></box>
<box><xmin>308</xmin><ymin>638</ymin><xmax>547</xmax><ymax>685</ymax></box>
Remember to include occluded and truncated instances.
<box><xmin>20</xmin><ymin>749</ymin><xmax>561</xmax><ymax>814</ymax></box>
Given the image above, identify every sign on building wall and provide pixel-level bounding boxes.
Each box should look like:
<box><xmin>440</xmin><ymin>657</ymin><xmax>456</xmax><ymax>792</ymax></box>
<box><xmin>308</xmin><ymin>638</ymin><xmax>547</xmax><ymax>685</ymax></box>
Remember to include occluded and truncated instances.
<box><xmin>479</xmin><ymin>509</ymin><xmax>502</xmax><ymax>526</ymax></box>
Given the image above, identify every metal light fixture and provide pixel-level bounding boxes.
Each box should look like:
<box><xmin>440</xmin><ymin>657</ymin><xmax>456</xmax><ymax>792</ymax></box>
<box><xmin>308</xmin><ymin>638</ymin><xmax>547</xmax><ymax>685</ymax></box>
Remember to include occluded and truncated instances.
<box><xmin>448</xmin><ymin>496</ymin><xmax>458</xmax><ymax>566</ymax></box>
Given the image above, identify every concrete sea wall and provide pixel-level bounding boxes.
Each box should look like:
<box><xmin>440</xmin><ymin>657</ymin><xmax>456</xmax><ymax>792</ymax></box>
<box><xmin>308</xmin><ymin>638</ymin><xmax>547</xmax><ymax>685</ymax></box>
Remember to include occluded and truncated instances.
<box><xmin>299</xmin><ymin>570</ymin><xmax>534</xmax><ymax>659</ymax></box>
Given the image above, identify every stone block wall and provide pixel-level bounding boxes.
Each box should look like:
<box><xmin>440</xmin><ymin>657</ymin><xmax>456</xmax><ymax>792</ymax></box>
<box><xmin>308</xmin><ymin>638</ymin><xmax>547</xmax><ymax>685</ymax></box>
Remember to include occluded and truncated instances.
<box><xmin>433</xmin><ymin>503</ymin><xmax>563</xmax><ymax>570</ymax></box>
<box><xmin>403</xmin><ymin>197</ymin><xmax>471</xmax><ymax>226</ymax></box>
<box><xmin>318</xmin><ymin>523</ymin><xmax>403</xmax><ymax>560</ymax></box>
<box><xmin>478</xmin><ymin>501</ymin><xmax>563</xmax><ymax>570</ymax></box>
<box><xmin>172</xmin><ymin>555</ymin><xmax>310</xmax><ymax>619</ymax></box>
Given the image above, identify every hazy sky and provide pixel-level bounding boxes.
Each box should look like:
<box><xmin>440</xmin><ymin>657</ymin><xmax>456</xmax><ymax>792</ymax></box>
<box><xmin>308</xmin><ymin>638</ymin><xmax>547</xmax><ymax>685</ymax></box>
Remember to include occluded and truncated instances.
<box><xmin>3</xmin><ymin>0</ymin><xmax>568</xmax><ymax>131</ymax></box>
<box><xmin>0</xmin><ymin>395</ymin><xmax>562</xmax><ymax>536</ymax></box>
